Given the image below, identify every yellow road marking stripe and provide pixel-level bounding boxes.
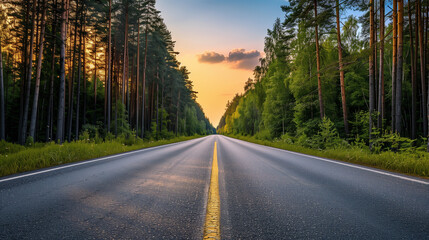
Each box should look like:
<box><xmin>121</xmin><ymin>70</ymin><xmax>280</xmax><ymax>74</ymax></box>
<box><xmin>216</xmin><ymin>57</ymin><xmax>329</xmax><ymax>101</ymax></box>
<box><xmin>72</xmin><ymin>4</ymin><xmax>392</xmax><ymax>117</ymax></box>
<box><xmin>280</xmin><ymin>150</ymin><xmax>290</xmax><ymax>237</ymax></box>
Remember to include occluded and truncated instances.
<box><xmin>203</xmin><ymin>141</ymin><xmax>220</xmax><ymax>240</ymax></box>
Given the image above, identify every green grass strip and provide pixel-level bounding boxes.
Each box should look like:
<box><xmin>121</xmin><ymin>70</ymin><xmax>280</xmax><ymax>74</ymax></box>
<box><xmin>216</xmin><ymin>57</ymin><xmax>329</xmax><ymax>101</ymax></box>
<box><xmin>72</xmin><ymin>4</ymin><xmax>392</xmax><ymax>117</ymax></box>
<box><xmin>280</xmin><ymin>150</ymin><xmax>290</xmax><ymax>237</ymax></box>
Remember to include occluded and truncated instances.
<box><xmin>0</xmin><ymin>136</ymin><xmax>202</xmax><ymax>178</ymax></box>
<box><xmin>227</xmin><ymin>135</ymin><xmax>429</xmax><ymax>178</ymax></box>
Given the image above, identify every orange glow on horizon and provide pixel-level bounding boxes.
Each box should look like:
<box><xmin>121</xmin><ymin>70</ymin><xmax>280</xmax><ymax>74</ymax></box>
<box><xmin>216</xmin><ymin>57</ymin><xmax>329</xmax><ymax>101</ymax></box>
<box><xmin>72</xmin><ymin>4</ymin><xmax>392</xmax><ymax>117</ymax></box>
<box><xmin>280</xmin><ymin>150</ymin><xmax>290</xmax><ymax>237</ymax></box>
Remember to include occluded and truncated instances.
<box><xmin>177</xmin><ymin>52</ymin><xmax>254</xmax><ymax>126</ymax></box>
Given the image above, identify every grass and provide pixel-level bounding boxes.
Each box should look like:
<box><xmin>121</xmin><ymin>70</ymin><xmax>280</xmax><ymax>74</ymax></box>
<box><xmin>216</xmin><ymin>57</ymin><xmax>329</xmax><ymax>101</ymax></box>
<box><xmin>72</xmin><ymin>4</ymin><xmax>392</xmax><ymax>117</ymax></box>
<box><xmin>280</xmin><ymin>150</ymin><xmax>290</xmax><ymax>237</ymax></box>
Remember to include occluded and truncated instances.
<box><xmin>227</xmin><ymin>134</ymin><xmax>429</xmax><ymax>178</ymax></box>
<box><xmin>0</xmin><ymin>136</ymin><xmax>202</xmax><ymax>178</ymax></box>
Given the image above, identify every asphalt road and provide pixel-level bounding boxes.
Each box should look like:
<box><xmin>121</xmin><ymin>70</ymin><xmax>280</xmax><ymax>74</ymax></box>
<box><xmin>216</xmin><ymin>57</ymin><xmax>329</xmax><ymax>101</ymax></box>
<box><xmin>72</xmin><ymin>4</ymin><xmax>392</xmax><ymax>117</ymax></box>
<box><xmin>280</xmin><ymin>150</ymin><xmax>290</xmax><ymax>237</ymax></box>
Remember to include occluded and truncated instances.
<box><xmin>0</xmin><ymin>136</ymin><xmax>214</xmax><ymax>239</ymax></box>
<box><xmin>1</xmin><ymin>135</ymin><xmax>429</xmax><ymax>239</ymax></box>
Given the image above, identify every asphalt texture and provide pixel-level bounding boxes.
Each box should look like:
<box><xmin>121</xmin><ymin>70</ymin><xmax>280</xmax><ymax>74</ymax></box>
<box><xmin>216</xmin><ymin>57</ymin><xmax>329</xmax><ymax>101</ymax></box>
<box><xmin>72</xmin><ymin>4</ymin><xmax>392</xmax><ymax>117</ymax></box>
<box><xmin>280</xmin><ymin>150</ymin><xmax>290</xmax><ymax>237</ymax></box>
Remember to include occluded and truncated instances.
<box><xmin>0</xmin><ymin>136</ymin><xmax>214</xmax><ymax>239</ymax></box>
<box><xmin>217</xmin><ymin>136</ymin><xmax>429</xmax><ymax>239</ymax></box>
<box><xmin>1</xmin><ymin>135</ymin><xmax>429</xmax><ymax>239</ymax></box>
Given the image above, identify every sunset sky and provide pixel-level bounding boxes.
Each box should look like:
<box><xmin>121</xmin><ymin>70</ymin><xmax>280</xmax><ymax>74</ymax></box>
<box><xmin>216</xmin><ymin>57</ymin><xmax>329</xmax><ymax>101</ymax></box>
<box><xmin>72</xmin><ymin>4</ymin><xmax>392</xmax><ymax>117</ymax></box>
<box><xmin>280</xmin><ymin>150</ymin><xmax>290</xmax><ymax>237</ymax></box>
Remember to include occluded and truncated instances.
<box><xmin>156</xmin><ymin>0</ymin><xmax>286</xmax><ymax>126</ymax></box>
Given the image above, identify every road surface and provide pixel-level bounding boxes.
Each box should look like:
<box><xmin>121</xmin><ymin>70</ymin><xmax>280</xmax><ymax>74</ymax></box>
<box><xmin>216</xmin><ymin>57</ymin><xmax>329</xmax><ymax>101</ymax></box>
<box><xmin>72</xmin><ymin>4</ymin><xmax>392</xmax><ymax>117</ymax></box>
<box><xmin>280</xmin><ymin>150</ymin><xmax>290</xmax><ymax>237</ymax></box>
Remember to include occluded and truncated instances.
<box><xmin>1</xmin><ymin>135</ymin><xmax>428</xmax><ymax>239</ymax></box>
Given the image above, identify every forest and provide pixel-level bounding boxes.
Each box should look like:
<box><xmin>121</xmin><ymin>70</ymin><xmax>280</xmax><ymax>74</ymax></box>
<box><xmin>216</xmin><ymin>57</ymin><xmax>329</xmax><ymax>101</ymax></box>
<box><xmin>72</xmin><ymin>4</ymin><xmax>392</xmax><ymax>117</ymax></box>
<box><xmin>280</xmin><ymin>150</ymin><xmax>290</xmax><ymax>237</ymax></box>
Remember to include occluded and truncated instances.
<box><xmin>0</xmin><ymin>0</ymin><xmax>215</xmax><ymax>146</ymax></box>
<box><xmin>218</xmin><ymin>0</ymin><xmax>429</xmax><ymax>153</ymax></box>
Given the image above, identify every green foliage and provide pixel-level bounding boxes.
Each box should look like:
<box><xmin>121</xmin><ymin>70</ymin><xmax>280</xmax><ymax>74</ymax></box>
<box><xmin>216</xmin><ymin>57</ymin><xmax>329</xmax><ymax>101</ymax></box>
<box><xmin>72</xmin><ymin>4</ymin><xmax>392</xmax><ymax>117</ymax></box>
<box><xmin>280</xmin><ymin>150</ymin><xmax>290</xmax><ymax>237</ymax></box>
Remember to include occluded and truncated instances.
<box><xmin>219</xmin><ymin>3</ymin><xmax>429</xmax><ymax>153</ymax></box>
<box><xmin>158</xmin><ymin>109</ymin><xmax>175</xmax><ymax>139</ymax></box>
<box><xmin>79</xmin><ymin>130</ymin><xmax>91</xmax><ymax>143</ymax></box>
<box><xmin>184</xmin><ymin>106</ymin><xmax>198</xmax><ymax>135</ymax></box>
<box><xmin>118</xmin><ymin>132</ymin><xmax>139</xmax><ymax>146</ymax></box>
<box><xmin>1</xmin><ymin>1</ymin><xmax>214</xmax><ymax>144</ymax></box>
<box><xmin>349</xmin><ymin>111</ymin><xmax>370</xmax><ymax>142</ymax></box>
<box><xmin>0</xmin><ymin>140</ymin><xmax>25</xmax><ymax>155</ymax></box>
<box><xmin>312</xmin><ymin>117</ymin><xmax>348</xmax><ymax>150</ymax></box>
<box><xmin>25</xmin><ymin>136</ymin><xmax>34</xmax><ymax>147</ymax></box>
<box><xmin>262</xmin><ymin>60</ymin><xmax>295</xmax><ymax>138</ymax></box>
<box><xmin>372</xmin><ymin>132</ymin><xmax>416</xmax><ymax>154</ymax></box>
<box><xmin>254</xmin><ymin>129</ymin><xmax>272</xmax><ymax>140</ymax></box>
<box><xmin>280</xmin><ymin>133</ymin><xmax>295</xmax><ymax>144</ymax></box>
<box><xmin>105</xmin><ymin>132</ymin><xmax>115</xmax><ymax>142</ymax></box>
<box><xmin>112</xmin><ymin>102</ymin><xmax>132</xmax><ymax>136</ymax></box>
<box><xmin>217</xmin><ymin>94</ymin><xmax>242</xmax><ymax>134</ymax></box>
<box><xmin>81</xmin><ymin>124</ymin><xmax>100</xmax><ymax>139</ymax></box>
<box><xmin>236</xmin><ymin>94</ymin><xmax>261</xmax><ymax>135</ymax></box>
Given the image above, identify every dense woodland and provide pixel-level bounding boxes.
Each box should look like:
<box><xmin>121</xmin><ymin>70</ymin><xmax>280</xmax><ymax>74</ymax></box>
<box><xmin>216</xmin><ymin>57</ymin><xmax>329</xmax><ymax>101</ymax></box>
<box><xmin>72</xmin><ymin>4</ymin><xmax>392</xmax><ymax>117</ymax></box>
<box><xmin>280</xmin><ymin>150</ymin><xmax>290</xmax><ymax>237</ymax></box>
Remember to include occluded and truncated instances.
<box><xmin>218</xmin><ymin>0</ymin><xmax>429</xmax><ymax>151</ymax></box>
<box><xmin>0</xmin><ymin>0</ymin><xmax>214</xmax><ymax>145</ymax></box>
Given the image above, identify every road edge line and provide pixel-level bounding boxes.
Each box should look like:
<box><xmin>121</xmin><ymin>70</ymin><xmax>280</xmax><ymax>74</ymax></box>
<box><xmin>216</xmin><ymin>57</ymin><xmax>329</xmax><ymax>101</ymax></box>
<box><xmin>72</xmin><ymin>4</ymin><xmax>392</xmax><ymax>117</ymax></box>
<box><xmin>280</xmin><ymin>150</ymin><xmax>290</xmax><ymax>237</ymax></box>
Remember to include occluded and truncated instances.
<box><xmin>224</xmin><ymin>136</ymin><xmax>429</xmax><ymax>186</ymax></box>
<box><xmin>0</xmin><ymin>136</ymin><xmax>208</xmax><ymax>183</ymax></box>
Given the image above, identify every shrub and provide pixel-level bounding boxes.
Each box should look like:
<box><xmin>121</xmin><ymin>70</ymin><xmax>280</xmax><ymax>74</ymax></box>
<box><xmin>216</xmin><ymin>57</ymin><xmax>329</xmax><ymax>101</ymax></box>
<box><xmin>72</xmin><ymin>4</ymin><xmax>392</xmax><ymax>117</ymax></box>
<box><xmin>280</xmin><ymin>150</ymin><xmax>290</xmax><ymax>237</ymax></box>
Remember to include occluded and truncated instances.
<box><xmin>105</xmin><ymin>132</ymin><xmax>115</xmax><ymax>141</ymax></box>
<box><xmin>0</xmin><ymin>140</ymin><xmax>25</xmax><ymax>155</ymax></box>
<box><xmin>79</xmin><ymin>130</ymin><xmax>91</xmax><ymax>143</ymax></box>
<box><xmin>25</xmin><ymin>136</ymin><xmax>34</xmax><ymax>147</ymax></box>
<box><xmin>280</xmin><ymin>133</ymin><xmax>295</xmax><ymax>144</ymax></box>
<box><xmin>372</xmin><ymin>131</ymin><xmax>416</xmax><ymax>153</ymax></box>
<box><xmin>255</xmin><ymin>129</ymin><xmax>272</xmax><ymax>140</ymax></box>
<box><xmin>81</xmin><ymin>124</ymin><xmax>100</xmax><ymax>139</ymax></box>
<box><xmin>312</xmin><ymin>117</ymin><xmax>348</xmax><ymax>150</ymax></box>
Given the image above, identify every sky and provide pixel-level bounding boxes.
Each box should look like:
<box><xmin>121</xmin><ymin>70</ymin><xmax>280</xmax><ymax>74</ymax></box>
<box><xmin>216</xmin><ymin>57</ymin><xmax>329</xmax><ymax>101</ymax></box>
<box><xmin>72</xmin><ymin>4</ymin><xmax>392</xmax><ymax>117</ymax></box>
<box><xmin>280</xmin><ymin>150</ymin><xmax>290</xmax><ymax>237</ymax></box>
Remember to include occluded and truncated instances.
<box><xmin>155</xmin><ymin>0</ymin><xmax>287</xmax><ymax>127</ymax></box>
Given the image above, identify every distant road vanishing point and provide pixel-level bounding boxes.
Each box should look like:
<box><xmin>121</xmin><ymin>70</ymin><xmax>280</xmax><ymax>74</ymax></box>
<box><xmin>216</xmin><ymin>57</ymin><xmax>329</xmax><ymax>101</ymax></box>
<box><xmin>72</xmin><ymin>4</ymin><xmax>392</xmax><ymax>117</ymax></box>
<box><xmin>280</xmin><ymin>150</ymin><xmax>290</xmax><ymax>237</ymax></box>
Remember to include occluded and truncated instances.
<box><xmin>1</xmin><ymin>135</ymin><xmax>429</xmax><ymax>239</ymax></box>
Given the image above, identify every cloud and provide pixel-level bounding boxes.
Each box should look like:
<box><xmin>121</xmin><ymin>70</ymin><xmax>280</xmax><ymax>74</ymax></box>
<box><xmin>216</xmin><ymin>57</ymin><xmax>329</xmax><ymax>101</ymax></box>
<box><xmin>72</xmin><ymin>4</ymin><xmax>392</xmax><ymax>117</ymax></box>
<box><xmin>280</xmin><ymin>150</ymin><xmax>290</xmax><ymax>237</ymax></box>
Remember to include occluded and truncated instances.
<box><xmin>197</xmin><ymin>49</ymin><xmax>261</xmax><ymax>70</ymax></box>
<box><xmin>226</xmin><ymin>49</ymin><xmax>261</xmax><ymax>70</ymax></box>
<box><xmin>197</xmin><ymin>51</ymin><xmax>226</xmax><ymax>63</ymax></box>
<box><xmin>227</xmin><ymin>49</ymin><xmax>261</xmax><ymax>62</ymax></box>
<box><xmin>231</xmin><ymin>58</ymin><xmax>260</xmax><ymax>70</ymax></box>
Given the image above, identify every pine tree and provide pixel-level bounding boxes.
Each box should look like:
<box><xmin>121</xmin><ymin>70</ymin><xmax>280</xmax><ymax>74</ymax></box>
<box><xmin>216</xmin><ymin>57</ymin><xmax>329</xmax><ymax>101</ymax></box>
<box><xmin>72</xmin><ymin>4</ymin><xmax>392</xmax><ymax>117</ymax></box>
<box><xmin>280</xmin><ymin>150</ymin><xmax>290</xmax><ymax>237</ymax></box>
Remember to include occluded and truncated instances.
<box><xmin>56</xmin><ymin>0</ymin><xmax>70</xmax><ymax>143</ymax></box>
<box><xmin>29</xmin><ymin>0</ymin><xmax>47</xmax><ymax>140</ymax></box>
<box><xmin>335</xmin><ymin>0</ymin><xmax>348</xmax><ymax>134</ymax></box>
<box><xmin>377</xmin><ymin>0</ymin><xmax>385</xmax><ymax>130</ymax></box>
<box><xmin>395</xmin><ymin>0</ymin><xmax>404</xmax><ymax>134</ymax></box>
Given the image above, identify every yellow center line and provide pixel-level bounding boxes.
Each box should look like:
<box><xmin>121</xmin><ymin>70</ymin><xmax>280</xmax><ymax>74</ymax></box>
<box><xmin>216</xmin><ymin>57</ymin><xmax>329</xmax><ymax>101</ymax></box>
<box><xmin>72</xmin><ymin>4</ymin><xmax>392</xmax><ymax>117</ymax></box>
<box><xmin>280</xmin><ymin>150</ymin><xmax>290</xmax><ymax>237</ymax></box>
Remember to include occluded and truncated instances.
<box><xmin>203</xmin><ymin>141</ymin><xmax>220</xmax><ymax>240</ymax></box>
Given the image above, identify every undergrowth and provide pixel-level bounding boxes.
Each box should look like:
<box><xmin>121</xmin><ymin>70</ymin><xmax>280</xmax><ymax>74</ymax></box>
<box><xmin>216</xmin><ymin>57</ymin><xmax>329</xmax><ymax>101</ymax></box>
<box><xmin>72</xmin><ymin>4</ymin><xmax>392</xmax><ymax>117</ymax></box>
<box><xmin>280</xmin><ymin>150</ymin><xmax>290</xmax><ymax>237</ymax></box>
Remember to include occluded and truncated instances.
<box><xmin>0</xmin><ymin>135</ymin><xmax>202</xmax><ymax>177</ymax></box>
<box><xmin>227</xmin><ymin>134</ymin><xmax>429</xmax><ymax>178</ymax></box>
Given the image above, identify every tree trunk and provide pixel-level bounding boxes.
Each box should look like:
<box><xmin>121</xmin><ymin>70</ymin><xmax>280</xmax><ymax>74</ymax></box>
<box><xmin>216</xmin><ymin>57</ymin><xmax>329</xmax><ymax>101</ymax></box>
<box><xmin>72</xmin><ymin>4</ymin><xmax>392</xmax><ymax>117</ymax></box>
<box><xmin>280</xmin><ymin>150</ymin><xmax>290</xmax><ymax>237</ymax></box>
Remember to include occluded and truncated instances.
<box><xmin>423</xmin><ymin>3</ymin><xmax>429</xmax><ymax>152</ymax></box>
<box><xmin>75</xmin><ymin>22</ymin><xmax>83</xmax><ymax>140</ymax></box>
<box><xmin>392</xmin><ymin>0</ymin><xmax>398</xmax><ymax>131</ymax></box>
<box><xmin>47</xmin><ymin>0</ymin><xmax>57</xmax><ymax>142</ymax></box>
<box><xmin>29</xmin><ymin>0</ymin><xmax>47</xmax><ymax>140</ymax></box>
<box><xmin>150</xmin><ymin>81</ymin><xmax>154</xmax><ymax>124</ymax></box>
<box><xmin>104</xmin><ymin>45</ymin><xmax>107</xmax><ymax>127</ymax></box>
<box><xmin>122</xmin><ymin>1</ymin><xmax>128</xmax><ymax>106</ymax></box>
<box><xmin>335</xmin><ymin>0</ymin><xmax>348</xmax><ymax>135</ymax></box>
<box><xmin>314</xmin><ymin>0</ymin><xmax>324</xmax><ymax>119</ymax></box>
<box><xmin>160</xmin><ymin>76</ymin><xmax>164</xmax><ymax>135</ymax></box>
<box><xmin>136</xmin><ymin>18</ymin><xmax>140</xmax><ymax>137</ymax></box>
<box><xmin>114</xmin><ymin>52</ymin><xmax>119</xmax><ymax>137</ymax></box>
<box><xmin>377</xmin><ymin>0</ymin><xmax>385</xmax><ymax>130</ymax></box>
<box><xmin>374</xmin><ymin>0</ymin><xmax>378</xmax><ymax>109</ymax></box>
<box><xmin>409</xmin><ymin>1</ymin><xmax>417</xmax><ymax>139</ymax></box>
<box><xmin>93</xmin><ymin>33</ymin><xmax>97</xmax><ymax>124</ymax></box>
<box><xmin>67</xmin><ymin>2</ymin><xmax>80</xmax><ymax>142</ymax></box>
<box><xmin>156</xmin><ymin>82</ymin><xmax>159</xmax><ymax>137</ymax></box>
<box><xmin>19</xmin><ymin>1</ymin><xmax>31</xmax><ymax>144</ymax></box>
<box><xmin>107</xmin><ymin>0</ymin><xmax>112</xmax><ymax>133</ymax></box>
<box><xmin>47</xmin><ymin>43</ymin><xmax>55</xmax><ymax>142</ymax></box>
<box><xmin>0</xmin><ymin>36</ymin><xmax>4</xmax><ymax>140</ymax></box>
<box><xmin>395</xmin><ymin>0</ymin><xmax>404</xmax><ymax>135</ymax></box>
<box><xmin>141</xmin><ymin>27</ymin><xmax>148</xmax><ymax>139</ymax></box>
<box><xmin>369</xmin><ymin>0</ymin><xmax>375</xmax><ymax>148</ymax></box>
<box><xmin>176</xmin><ymin>91</ymin><xmax>180</xmax><ymax>136</ymax></box>
<box><xmin>21</xmin><ymin>0</ymin><xmax>38</xmax><ymax>144</ymax></box>
<box><xmin>416</xmin><ymin>0</ymin><xmax>428</xmax><ymax>138</ymax></box>
<box><xmin>56</xmin><ymin>0</ymin><xmax>70</xmax><ymax>143</ymax></box>
<box><xmin>114</xmin><ymin>67</ymin><xmax>118</xmax><ymax>137</ymax></box>
<box><xmin>82</xmin><ymin>13</ymin><xmax>87</xmax><ymax>126</ymax></box>
<box><xmin>130</xmin><ymin>53</ymin><xmax>135</xmax><ymax>127</ymax></box>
